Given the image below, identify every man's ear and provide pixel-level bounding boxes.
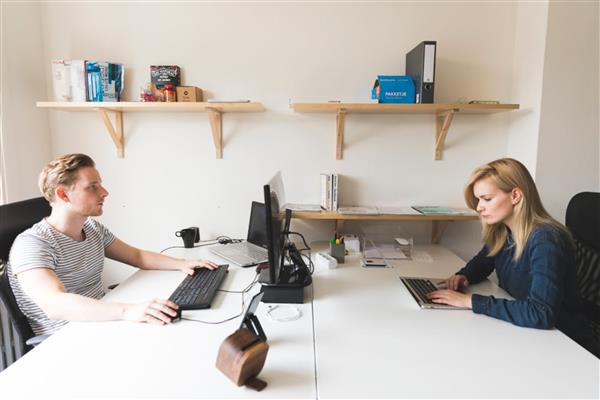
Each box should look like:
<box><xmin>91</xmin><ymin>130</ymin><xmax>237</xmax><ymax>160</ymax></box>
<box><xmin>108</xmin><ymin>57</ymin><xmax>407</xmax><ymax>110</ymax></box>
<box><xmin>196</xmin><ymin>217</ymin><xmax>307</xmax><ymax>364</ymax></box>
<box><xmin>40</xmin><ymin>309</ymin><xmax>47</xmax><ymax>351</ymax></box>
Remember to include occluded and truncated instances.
<box><xmin>56</xmin><ymin>186</ymin><xmax>69</xmax><ymax>203</ymax></box>
<box><xmin>511</xmin><ymin>188</ymin><xmax>523</xmax><ymax>205</ymax></box>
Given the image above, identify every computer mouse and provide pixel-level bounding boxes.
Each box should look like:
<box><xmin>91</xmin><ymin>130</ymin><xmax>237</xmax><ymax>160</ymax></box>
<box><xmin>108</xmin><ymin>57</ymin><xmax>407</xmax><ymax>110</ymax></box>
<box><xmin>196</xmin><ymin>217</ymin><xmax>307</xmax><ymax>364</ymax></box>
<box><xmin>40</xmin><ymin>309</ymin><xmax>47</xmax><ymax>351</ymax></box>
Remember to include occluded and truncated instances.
<box><xmin>170</xmin><ymin>307</ymin><xmax>182</xmax><ymax>323</ymax></box>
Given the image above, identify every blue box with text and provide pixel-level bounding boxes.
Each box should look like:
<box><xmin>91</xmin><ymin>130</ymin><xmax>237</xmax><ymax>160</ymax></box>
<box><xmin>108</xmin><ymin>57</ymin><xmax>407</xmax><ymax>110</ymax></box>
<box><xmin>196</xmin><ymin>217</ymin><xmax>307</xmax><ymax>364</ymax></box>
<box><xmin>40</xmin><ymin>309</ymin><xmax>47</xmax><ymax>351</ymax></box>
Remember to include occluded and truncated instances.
<box><xmin>371</xmin><ymin>75</ymin><xmax>415</xmax><ymax>103</ymax></box>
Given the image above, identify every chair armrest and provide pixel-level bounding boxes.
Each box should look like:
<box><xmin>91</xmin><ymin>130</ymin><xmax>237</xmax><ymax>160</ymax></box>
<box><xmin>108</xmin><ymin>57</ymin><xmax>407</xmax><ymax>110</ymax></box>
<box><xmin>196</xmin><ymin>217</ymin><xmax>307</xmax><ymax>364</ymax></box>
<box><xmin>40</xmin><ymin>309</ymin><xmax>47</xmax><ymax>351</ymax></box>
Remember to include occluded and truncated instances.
<box><xmin>26</xmin><ymin>334</ymin><xmax>51</xmax><ymax>347</ymax></box>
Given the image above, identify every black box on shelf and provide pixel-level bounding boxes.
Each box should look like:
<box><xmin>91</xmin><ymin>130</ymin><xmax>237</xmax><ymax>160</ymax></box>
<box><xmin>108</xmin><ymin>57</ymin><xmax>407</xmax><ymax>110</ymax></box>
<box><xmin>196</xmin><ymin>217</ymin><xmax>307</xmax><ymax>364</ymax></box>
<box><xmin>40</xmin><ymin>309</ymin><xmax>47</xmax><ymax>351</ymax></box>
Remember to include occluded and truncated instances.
<box><xmin>150</xmin><ymin>65</ymin><xmax>181</xmax><ymax>87</ymax></box>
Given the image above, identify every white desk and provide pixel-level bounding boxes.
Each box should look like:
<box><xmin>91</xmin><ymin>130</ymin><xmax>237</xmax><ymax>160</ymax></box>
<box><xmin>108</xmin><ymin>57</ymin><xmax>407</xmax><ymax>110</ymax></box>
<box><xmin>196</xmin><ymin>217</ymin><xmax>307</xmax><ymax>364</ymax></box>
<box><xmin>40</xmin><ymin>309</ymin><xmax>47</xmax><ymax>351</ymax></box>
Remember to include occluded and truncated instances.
<box><xmin>0</xmin><ymin>246</ymin><xmax>316</xmax><ymax>399</ymax></box>
<box><xmin>311</xmin><ymin>244</ymin><xmax>599</xmax><ymax>398</ymax></box>
<box><xmin>0</xmin><ymin>244</ymin><xmax>598</xmax><ymax>399</ymax></box>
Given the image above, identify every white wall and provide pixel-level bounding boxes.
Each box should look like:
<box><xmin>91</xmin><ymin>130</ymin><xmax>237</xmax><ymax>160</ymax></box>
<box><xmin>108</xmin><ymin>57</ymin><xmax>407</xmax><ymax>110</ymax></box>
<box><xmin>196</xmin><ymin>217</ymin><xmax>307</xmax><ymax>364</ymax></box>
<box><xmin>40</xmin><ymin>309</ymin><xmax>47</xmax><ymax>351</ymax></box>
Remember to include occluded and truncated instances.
<box><xmin>507</xmin><ymin>2</ymin><xmax>549</xmax><ymax>175</ymax></box>
<box><xmin>0</xmin><ymin>2</ymin><xmax>52</xmax><ymax>203</ymax></box>
<box><xmin>5</xmin><ymin>2</ymin><xmax>597</xmax><ymax>285</ymax></box>
<box><xmin>535</xmin><ymin>1</ymin><xmax>600</xmax><ymax>221</ymax></box>
<box><xmin>31</xmin><ymin>2</ymin><xmax>521</xmax><ymax>283</ymax></box>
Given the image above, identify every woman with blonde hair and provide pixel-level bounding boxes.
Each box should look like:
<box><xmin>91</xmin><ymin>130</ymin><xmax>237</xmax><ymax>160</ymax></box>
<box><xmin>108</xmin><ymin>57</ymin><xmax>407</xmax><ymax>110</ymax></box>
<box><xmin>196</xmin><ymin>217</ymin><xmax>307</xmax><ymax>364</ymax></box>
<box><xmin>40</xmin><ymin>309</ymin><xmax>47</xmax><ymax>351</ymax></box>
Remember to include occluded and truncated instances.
<box><xmin>428</xmin><ymin>158</ymin><xmax>599</xmax><ymax>358</ymax></box>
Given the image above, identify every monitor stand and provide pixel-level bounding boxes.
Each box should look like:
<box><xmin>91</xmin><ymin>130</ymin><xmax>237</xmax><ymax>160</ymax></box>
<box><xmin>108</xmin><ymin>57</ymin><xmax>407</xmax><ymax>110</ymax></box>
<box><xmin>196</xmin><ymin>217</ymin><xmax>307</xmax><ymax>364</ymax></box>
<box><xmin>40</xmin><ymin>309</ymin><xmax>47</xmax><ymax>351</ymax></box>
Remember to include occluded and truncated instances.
<box><xmin>260</xmin><ymin>264</ymin><xmax>306</xmax><ymax>304</ymax></box>
<box><xmin>260</xmin><ymin>284</ymin><xmax>304</xmax><ymax>304</ymax></box>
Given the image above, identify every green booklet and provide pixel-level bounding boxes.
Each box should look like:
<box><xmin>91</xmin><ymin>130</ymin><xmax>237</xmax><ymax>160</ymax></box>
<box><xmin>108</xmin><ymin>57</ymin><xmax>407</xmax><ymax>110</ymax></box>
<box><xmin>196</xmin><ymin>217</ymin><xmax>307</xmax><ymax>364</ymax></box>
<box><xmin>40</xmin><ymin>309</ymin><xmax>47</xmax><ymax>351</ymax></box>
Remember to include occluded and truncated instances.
<box><xmin>411</xmin><ymin>206</ymin><xmax>464</xmax><ymax>215</ymax></box>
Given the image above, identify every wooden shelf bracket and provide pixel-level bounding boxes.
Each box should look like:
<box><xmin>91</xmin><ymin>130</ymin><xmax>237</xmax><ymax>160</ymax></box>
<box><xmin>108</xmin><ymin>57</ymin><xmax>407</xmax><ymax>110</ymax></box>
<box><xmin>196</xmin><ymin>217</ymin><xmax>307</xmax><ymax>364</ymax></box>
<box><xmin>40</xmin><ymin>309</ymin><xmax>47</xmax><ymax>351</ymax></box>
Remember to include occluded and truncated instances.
<box><xmin>207</xmin><ymin>107</ymin><xmax>223</xmax><ymax>159</ymax></box>
<box><xmin>434</xmin><ymin>109</ymin><xmax>456</xmax><ymax>160</ymax></box>
<box><xmin>336</xmin><ymin>109</ymin><xmax>346</xmax><ymax>159</ymax></box>
<box><xmin>96</xmin><ymin>108</ymin><xmax>124</xmax><ymax>158</ymax></box>
<box><xmin>37</xmin><ymin>101</ymin><xmax>265</xmax><ymax>159</ymax></box>
<box><xmin>431</xmin><ymin>220</ymin><xmax>451</xmax><ymax>244</ymax></box>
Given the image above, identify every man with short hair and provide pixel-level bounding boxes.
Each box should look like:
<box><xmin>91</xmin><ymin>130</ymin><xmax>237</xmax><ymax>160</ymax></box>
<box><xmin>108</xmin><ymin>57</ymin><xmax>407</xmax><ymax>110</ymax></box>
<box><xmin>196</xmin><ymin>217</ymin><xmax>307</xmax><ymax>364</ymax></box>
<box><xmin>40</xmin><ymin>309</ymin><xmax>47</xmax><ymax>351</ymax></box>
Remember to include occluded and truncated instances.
<box><xmin>8</xmin><ymin>153</ymin><xmax>218</xmax><ymax>335</ymax></box>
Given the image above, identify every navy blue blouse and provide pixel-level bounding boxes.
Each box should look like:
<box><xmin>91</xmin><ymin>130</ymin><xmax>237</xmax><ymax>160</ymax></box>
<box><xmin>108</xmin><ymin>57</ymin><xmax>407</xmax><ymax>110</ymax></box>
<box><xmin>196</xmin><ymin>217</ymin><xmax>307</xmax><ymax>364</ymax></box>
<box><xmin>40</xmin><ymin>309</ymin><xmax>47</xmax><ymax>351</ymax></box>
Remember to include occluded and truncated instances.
<box><xmin>457</xmin><ymin>224</ymin><xmax>595</xmax><ymax>351</ymax></box>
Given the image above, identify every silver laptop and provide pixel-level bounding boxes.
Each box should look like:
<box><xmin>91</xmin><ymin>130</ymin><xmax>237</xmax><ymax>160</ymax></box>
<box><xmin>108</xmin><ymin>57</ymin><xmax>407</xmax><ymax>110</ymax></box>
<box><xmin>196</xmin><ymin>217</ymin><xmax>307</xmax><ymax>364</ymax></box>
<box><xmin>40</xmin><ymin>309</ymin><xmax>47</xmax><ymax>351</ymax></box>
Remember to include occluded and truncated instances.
<box><xmin>210</xmin><ymin>201</ymin><xmax>269</xmax><ymax>267</ymax></box>
<box><xmin>399</xmin><ymin>277</ymin><xmax>470</xmax><ymax>310</ymax></box>
<box><xmin>400</xmin><ymin>276</ymin><xmax>512</xmax><ymax>310</ymax></box>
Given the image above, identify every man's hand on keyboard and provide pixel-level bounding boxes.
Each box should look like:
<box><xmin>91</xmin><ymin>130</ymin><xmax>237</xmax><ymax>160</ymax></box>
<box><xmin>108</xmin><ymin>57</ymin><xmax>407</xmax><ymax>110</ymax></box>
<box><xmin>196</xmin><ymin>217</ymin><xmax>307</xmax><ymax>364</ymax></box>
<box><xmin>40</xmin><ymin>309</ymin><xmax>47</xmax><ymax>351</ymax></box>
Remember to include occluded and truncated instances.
<box><xmin>179</xmin><ymin>259</ymin><xmax>219</xmax><ymax>275</ymax></box>
<box><xmin>426</xmin><ymin>289</ymin><xmax>473</xmax><ymax>309</ymax></box>
<box><xmin>123</xmin><ymin>299</ymin><xmax>179</xmax><ymax>325</ymax></box>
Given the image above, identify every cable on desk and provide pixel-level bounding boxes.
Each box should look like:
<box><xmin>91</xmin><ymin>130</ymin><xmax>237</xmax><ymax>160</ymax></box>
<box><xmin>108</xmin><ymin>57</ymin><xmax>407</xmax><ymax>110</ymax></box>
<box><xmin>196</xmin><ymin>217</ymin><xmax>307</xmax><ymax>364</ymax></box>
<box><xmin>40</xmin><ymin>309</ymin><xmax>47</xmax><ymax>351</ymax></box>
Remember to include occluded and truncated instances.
<box><xmin>159</xmin><ymin>236</ymin><xmax>245</xmax><ymax>254</ymax></box>
<box><xmin>181</xmin><ymin>272</ymin><xmax>260</xmax><ymax>325</ymax></box>
<box><xmin>159</xmin><ymin>240</ymin><xmax>216</xmax><ymax>254</ymax></box>
<box><xmin>217</xmin><ymin>272</ymin><xmax>260</xmax><ymax>294</ymax></box>
<box><xmin>308</xmin><ymin>281</ymin><xmax>318</xmax><ymax>395</ymax></box>
<box><xmin>285</xmin><ymin>231</ymin><xmax>314</xmax><ymax>274</ymax></box>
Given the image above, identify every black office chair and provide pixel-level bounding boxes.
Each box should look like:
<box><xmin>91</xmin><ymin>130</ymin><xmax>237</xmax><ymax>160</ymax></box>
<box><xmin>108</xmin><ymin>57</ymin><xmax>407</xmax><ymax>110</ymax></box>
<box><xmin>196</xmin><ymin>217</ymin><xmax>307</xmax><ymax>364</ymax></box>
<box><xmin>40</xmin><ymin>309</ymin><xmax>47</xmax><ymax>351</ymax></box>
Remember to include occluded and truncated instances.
<box><xmin>565</xmin><ymin>192</ymin><xmax>600</xmax><ymax>341</ymax></box>
<box><xmin>0</xmin><ymin>197</ymin><xmax>52</xmax><ymax>362</ymax></box>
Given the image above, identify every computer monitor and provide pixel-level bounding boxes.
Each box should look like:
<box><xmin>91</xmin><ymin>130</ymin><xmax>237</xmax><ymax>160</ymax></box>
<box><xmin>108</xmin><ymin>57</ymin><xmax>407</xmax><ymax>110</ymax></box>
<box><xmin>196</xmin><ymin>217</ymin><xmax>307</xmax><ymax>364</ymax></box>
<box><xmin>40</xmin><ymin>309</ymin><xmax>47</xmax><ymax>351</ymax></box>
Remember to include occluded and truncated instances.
<box><xmin>259</xmin><ymin>174</ymin><xmax>304</xmax><ymax>303</ymax></box>
<box><xmin>259</xmin><ymin>182</ymin><xmax>286</xmax><ymax>285</ymax></box>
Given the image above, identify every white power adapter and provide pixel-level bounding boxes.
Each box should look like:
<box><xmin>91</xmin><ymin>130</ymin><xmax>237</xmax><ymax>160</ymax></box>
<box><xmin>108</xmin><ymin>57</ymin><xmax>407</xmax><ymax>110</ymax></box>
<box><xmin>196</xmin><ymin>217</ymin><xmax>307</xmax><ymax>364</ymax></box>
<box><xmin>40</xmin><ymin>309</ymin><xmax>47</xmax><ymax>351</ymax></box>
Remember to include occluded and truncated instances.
<box><xmin>316</xmin><ymin>252</ymin><xmax>338</xmax><ymax>269</ymax></box>
<box><xmin>343</xmin><ymin>234</ymin><xmax>361</xmax><ymax>253</ymax></box>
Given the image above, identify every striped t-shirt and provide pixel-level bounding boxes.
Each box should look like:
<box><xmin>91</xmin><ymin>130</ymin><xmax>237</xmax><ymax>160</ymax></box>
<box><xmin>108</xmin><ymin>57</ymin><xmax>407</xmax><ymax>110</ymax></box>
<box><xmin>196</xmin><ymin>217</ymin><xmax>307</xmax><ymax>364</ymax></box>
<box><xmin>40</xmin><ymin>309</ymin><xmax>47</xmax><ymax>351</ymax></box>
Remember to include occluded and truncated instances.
<box><xmin>7</xmin><ymin>218</ymin><xmax>115</xmax><ymax>335</ymax></box>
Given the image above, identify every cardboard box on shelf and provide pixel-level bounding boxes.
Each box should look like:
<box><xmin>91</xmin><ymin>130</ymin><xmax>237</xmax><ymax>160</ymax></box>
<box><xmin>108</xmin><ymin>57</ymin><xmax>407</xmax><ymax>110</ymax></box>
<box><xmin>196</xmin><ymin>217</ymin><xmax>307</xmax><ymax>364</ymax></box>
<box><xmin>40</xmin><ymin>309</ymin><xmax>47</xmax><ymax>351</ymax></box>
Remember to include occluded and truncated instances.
<box><xmin>371</xmin><ymin>75</ymin><xmax>415</xmax><ymax>104</ymax></box>
<box><xmin>176</xmin><ymin>86</ymin><xmax>203</xmax><ymax>102</ymax></box>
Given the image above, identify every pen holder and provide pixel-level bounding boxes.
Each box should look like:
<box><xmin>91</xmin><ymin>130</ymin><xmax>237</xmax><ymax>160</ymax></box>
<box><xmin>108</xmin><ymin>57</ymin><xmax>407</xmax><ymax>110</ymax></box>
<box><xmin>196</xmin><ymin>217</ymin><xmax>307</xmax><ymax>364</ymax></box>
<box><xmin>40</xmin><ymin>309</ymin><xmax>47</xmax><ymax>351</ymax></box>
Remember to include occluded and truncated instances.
<box><xmin>329</xmin><ymin>243</ymin><xmax>345</xmax><ymax>264</ymax></box>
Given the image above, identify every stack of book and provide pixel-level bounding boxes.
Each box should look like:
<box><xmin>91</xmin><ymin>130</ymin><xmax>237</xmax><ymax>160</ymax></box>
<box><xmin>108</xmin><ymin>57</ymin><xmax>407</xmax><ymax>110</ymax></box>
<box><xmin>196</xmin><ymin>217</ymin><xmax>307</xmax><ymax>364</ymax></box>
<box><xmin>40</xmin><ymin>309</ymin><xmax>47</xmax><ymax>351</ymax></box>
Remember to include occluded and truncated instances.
<box><xmin>411</xmin><ymin>206</ymin><xmax>477</xmax><ymax>215</ymax></box>
<box><xmin>317</xmin><ymin>172</ymin><xmax>476</xmax><ymax>216</ymax></box>
<box><xmin>335</xmin><ymin>205</ymin><xmax>476</xmax><ymax>216</ymax></box>
<box><xmin>320</xmin><ymin>173</ymin><xmax>339</xmax><ymax>211</ymax></box>
<box><xmin>52</xmin><ymin>59</ymin><xmax>124</xmax><ymax>102</ymax></box>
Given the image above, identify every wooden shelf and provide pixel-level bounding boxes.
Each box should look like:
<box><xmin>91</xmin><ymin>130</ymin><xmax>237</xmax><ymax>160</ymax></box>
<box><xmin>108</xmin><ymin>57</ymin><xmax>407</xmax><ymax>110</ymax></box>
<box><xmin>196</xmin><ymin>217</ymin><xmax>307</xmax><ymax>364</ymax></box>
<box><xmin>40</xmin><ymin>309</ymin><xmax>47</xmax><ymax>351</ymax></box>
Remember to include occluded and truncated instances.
<box><xmin>291</xmin><ymin>211</ymin><xmax>479</xmax><ymax>244</ymax></box>
<box><xmin>37</xmin><ymin>101</ymin><xmax>265</xmax><ymax>158</ymax></box>
<box><xmin>292</xmin><ymin>102</ymin><xmax>519</xmax><ymax>160</ymax></box>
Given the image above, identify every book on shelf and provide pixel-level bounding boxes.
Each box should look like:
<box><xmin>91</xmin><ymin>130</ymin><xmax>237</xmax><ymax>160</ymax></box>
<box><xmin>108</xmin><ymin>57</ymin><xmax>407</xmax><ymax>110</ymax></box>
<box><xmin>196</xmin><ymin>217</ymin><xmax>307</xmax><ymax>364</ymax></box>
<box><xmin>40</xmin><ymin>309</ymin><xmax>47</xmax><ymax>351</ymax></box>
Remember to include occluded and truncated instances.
<box><xmin>411</xmin><ymin>206</ymin><xmax>477</xmax><ymax>215</ymax></box>
<box><xmin>337</xmin><ymin>206</ymin><xmax>379</xmax><ymax>215</ymax></box>
<box><xmin>332</xmin><ymin>174</ymin><xmax>338</xmax><ymax>211</ymax></box>
<box><xmin>86</xmin><ymin>61</ymin><xmax>124</xmax><ymax>102</ymax></box>
<box><xmin>320</xmin><ymin>173</ymin><xmax>330</xmax><ymax>211</ymax></box>
<box><xmin>51</xmin><ymin>59</ymin><xmax>87</xmax><ymax>102</ymax></box>
<box><xmin>468</xmin><ymin>100</ymin><xmax>500</xmax><ymax>104</ymax></box>
<box><xmin>378</xmin><ymin>206</ymin><xmax>422</xmax><ymax>215</ymax></box>
<box><xmin>320</xmin><ymin>173</ymin><xmax>339</xmax><ymax>211</ymax></box>
<box><xmin>283</xmin><ymin>203</ymin><xmax>322</xmax><ymax>212</ymax></box>
<box><xmin>52</xmin><ymin>59</ymin><xmax>123</xmax><ymax>102</ymax></box>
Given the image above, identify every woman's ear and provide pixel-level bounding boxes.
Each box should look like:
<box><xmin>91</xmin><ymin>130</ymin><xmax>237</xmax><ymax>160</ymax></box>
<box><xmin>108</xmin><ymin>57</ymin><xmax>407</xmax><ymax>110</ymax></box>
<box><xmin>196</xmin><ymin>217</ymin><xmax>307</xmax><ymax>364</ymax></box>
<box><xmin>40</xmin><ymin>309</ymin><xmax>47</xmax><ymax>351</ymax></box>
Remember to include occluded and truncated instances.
<box><xmin>511</xmin><ymin>188</ymin><xmax>523</xmax><ymax>205</ymax></box>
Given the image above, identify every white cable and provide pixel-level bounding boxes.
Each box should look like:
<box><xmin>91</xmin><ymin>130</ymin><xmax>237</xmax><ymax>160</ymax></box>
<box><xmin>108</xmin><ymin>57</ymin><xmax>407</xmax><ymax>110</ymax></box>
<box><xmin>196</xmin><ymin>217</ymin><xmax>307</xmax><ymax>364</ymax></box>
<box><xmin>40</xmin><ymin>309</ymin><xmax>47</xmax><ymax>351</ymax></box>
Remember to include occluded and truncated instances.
<box><xmin>266</xmin><ymin>305</ymin><xmax>303</xmax><ymax>322</ymax></box>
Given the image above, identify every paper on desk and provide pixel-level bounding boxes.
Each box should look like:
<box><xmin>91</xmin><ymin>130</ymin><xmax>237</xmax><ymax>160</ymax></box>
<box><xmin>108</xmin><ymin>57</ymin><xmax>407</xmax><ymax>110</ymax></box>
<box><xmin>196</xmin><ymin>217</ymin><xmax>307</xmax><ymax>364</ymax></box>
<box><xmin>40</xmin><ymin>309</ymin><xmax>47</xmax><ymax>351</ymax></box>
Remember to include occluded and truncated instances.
<box><xmin>411</xmin><ymin>250</ymin><xmax>433</xmax><ymax>263</ymax></box>
<box><xmin>363</xmin><ymin>244</ymin><xmax>407</xmax><ymax>260</ymax></box>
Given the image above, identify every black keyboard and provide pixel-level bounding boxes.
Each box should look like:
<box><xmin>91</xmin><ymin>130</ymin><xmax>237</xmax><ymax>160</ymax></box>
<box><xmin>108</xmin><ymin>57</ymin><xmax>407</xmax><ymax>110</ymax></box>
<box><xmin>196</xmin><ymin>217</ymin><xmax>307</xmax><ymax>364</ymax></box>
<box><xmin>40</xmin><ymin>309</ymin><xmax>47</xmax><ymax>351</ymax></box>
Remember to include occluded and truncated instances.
<box><xmin>402</xmin><ymin>278</ymin><xmax>438</xmax><ymax>304</ymax></box>
<box><xmin>168</xmin><ymin>265</ymin><xmax>229</xmax><ymax>310</ymax></box>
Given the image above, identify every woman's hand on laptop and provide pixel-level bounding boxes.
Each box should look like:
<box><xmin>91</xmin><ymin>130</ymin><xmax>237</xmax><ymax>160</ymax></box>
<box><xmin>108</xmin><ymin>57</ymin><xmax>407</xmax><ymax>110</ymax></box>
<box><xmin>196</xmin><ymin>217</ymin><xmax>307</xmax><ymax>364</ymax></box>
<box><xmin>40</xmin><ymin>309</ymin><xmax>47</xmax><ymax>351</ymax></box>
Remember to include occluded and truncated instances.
<box><xmin>180</xmin><ymin>259</ymin><xmax>219</xmax><ymax>275</ymax></box>
<box><xmin>426</xmin><ymin>290</ymin><xmax>473</xmax><ymax>309</ymax></box>
<box><xmin>438</xmin><ymin>274</ymin><xmax>470</xmax><ymax>291</ymax></box>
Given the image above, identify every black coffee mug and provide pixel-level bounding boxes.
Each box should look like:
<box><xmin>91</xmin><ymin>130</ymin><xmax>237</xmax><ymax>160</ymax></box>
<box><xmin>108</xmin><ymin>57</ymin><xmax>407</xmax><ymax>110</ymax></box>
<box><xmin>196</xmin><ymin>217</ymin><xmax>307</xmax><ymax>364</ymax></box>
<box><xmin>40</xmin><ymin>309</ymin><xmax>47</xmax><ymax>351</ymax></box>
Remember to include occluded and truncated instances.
<box><xmin>187</xmin><ymin>226</ymin><xmax>200</xmax><ymax>243</ymax></box>
<box><xmin>176</xmin><ymin>228</ymin><xmax>197</xmax><ymax>248</ymax></box>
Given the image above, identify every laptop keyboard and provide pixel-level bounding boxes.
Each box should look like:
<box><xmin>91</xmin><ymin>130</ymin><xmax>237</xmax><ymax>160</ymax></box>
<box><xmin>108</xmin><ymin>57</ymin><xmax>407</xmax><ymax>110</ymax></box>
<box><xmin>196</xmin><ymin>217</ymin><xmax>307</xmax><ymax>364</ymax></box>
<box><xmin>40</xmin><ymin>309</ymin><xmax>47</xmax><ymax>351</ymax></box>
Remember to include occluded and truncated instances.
<box><xmin>239</xmin><ymin>246</ymin><xmax>267</xmax><ymax>260</ymax></box>
<box><xmin>211</xmin><ymin>243</ymin><xmax>267</xmax><ymax>265</ymax></box>
<box><xmin>402</xmin><ymin>278</ymin><xmax>438</xmax><ymax>304</ymax></box>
